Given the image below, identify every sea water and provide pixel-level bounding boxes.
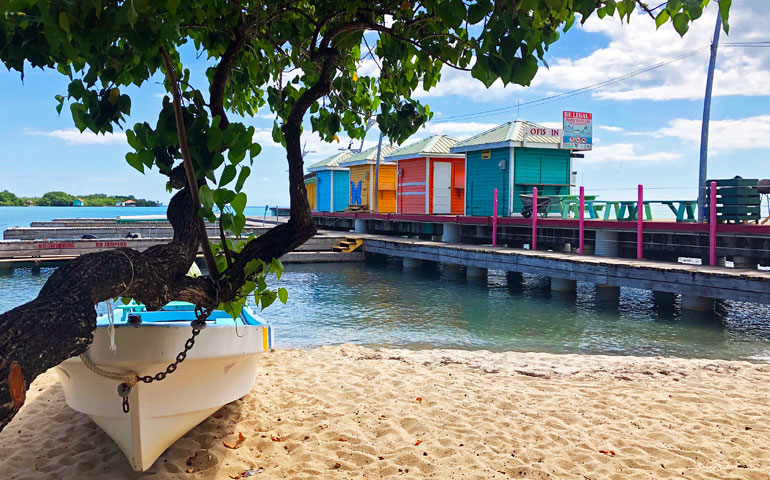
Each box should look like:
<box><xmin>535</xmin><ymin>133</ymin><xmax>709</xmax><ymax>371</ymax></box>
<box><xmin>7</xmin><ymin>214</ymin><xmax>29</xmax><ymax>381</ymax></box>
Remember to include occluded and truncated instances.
<box><xmin>1</xmin><ymin>207</ymin><xmax>769</xmax><ymax>361</ymax></box>
<box><xmin>2</xmin><ymin>260</ymin><xmax>769</xmax><ymax>362</ymax></box>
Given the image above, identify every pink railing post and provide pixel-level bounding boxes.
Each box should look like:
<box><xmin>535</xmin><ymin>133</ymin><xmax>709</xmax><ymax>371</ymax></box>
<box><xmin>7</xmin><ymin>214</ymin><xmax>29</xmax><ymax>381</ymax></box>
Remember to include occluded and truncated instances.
<box><xmin>637</xmin><ymin>184</ymin><xmax>643</xmax><ymax>260</ymax></box>
<box><xmin>579</xmin><ymin>186</ymin><xmax>585</xmax><ymax>254</ymax></box>
<box><xmin>492</xmin><ymin>188</ymin><xmax>498</xmax><ymax>247</ymax></box>
<box><xmin>531</xmin><ymin>187</ymin><xmax>538</xmax><ymax>251</ymax></box>
<box><xmin>709</xmin><ymin>181</ymin><xmax>717</xmax><ymax>266</ymax></box>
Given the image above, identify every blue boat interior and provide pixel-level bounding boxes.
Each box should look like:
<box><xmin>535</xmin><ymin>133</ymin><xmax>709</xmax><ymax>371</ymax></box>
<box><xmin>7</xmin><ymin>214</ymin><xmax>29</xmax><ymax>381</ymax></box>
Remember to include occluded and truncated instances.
<box><xmin>97</xmin><ymin>301</ymin><xmax>266</xmax><ymax>327</ymax></box>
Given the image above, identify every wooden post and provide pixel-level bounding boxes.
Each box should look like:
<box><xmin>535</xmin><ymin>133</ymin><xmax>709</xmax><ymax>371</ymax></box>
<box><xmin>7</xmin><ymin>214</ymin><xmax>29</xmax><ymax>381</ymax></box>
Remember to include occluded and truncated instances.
<box><xmin>579</xmin><ymin>186</ymin><xmax>585</xmax><ymax>255</ymax></box>
<box><xmin>532</xmin><ymin>187</ymin><xmax>538</xmax><ymax>251</ymax></box>
<box><xmin>492</xmin><ymin>188</ymin><xmax>498</xmax><ymax>247</ymax></box>
<box><xmin>275</xmin><ymin>205</ymin><xmax>280</xmax><ymax>225</ymax></box>
<box><xmin>709</xmin><ymin>181</ymin><xmax>717</xmax><ymax>266</ymax></box>
<box><xmin>637</xmin><ymin>184</ymin><xmax>643</xmax><ymax>260</ymax></box>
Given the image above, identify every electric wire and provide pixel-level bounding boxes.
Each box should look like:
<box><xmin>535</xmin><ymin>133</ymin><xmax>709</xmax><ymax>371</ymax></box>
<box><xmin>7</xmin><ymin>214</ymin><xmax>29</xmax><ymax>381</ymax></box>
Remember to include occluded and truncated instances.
<box><xmin>428</xmin><ymin>46</ymin><xmax>711</xmax><ymax>123</ymax></box>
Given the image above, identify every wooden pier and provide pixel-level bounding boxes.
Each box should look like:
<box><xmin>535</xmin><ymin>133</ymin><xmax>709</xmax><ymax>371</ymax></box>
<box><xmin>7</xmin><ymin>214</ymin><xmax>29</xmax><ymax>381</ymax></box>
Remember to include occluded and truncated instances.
<box><xmin>358</xmin><ymin>234</ymin><xmax>770</xmax><ymax>305</ymax></box>
<box><xmin>313</xmin><ymin>212</ymin><xmax>770</xmax><ymax>264</ymax></box>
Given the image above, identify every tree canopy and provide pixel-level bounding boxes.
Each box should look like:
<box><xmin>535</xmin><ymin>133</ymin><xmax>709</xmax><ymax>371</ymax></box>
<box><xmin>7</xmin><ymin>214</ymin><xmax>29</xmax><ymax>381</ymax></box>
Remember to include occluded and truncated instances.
<box><xmin>0</xmin><ymin>0</ymin><xmax>729</xmax><ymax>429</ymax></box>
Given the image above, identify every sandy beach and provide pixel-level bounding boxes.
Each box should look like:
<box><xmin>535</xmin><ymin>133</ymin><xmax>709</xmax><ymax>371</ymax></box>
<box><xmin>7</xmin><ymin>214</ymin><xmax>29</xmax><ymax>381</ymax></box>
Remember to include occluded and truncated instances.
<box><xmin>1</xmin><ymin>344</ymin><xmax>769</xmax><ymax>479</ymax></box>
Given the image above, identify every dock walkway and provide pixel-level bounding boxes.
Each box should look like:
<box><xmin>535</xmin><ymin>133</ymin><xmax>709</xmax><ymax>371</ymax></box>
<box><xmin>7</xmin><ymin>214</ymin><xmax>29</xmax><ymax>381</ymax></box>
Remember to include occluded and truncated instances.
<box><xmin>359</xmin><ymin>234</ymin><xmax>770</xmax><ymax>304</ymax></box>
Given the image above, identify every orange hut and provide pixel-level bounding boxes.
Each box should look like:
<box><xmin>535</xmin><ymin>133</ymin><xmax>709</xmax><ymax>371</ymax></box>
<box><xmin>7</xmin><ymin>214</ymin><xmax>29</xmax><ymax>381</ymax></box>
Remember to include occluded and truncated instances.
<box><xmin>386</xmin><ymin>135</ymin><xmax>465</xmax><ymax>215</ymax></box>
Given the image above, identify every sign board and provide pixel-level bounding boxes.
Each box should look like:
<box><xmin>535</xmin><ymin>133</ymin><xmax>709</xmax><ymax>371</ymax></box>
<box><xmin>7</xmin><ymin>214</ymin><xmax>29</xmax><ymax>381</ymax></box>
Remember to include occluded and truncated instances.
<box><xmin>524</xmin><ymin>127</ymin><xmax>562</xmax><ymax>138</ymax></box>
<box><xmin>481</xmin><ymin>150</ymin><xmax>491</xmax><ymax>159</ymax></box>
<box><xmin>563</xmin><ymin>111</ymin><xmax>592</xmax><ymax>150</ymax></box>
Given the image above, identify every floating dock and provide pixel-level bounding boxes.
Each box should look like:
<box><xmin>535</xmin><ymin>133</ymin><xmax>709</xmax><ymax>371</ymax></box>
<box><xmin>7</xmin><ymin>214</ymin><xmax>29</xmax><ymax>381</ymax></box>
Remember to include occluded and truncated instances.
<box><xmin>0</xmin><ymin>222</ymin><xmax>363</xmax><ymax>270</ymax></box>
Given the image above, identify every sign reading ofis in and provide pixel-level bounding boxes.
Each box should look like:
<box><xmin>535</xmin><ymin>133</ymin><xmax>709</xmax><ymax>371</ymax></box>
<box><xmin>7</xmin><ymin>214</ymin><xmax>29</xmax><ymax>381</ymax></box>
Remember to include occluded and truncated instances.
<box><xmin>563</xmin><ymin>111</ymin><xmax>592</xmax><ymax>150</ymax></box>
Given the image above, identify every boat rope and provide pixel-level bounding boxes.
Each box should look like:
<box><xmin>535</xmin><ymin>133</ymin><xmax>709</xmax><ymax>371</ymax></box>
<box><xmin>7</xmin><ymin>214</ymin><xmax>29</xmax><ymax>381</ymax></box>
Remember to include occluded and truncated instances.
<box><xmin>88</xmin><ymin>304</ymin><xmax>213</xmax><ymax>413</ymax></box>
<box><xmin>105</xmin><ymin>299</ymin><xmax>117</xmax><ymax>352</ymax></box>
<box><xmin>79</xmin><ymin>351</ymin><xmax>138</xmax><ymax>387</ymax></box>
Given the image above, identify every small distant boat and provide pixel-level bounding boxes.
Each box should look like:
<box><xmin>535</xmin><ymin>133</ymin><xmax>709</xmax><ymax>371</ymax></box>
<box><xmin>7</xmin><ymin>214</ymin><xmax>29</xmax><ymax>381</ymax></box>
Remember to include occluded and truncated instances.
<box><xmin>55</xmin><ymin>301</ymin><xmax>273</xmax><ymax>471</ymax></box>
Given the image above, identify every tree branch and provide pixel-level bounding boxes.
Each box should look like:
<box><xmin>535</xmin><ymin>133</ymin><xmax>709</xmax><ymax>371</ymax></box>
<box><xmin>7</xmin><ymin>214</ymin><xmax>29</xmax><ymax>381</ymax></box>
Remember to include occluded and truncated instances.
<box><xmin>159</xmin><ymin>46</ymin><xmax>220</xmax><ymax>280</ymax></box>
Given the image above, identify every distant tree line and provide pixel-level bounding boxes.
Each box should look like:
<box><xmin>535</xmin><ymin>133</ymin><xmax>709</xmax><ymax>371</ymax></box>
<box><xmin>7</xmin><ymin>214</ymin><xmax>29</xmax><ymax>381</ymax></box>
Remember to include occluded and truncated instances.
<box><xmin>0</xmin><ymin>190</ymin><xmax>160</xmax><ymax>207</ymax></box>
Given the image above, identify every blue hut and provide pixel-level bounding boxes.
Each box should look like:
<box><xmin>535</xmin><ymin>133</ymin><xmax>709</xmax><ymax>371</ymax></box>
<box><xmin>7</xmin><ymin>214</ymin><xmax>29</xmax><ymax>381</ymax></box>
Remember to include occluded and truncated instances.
<box><xmin>307</xmin><ymin>151</ymin><xmax>352</xmax><ymax>212</ymax></box>
<box><xmin>449</xmin><ymin>120</ymin><xmax>573</xmax><ymax>216</ymax></box>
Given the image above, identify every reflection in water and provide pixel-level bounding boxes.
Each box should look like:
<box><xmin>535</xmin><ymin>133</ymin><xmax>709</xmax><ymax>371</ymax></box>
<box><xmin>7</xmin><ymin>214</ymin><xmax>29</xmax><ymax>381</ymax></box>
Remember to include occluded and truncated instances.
<box><xmin>1</xmin><ymin>259</ymin><xmax>769</xmax><ymax>361</ymax></box>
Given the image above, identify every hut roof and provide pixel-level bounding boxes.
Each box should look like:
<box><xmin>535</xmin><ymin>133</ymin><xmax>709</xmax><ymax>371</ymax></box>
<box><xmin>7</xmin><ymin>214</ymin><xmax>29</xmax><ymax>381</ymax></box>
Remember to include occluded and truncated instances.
<box><xmin>307</xmin><ymin>151</ymin><xmax>353</xmax><ymax>172</ymax></box>
<box><xmin>339</xmin><ymin>144</ymin><xmax>397</xmax><ymax>167</ymax></box>
<box><xmin>384</xmin><ymin>135</ymin><xmax>463</xmax><ymax>161</ymax></box>
<box><xmin>450</xmin><ymin>120</ymin><xmax>562</xmax><ymax>153</ymax></box>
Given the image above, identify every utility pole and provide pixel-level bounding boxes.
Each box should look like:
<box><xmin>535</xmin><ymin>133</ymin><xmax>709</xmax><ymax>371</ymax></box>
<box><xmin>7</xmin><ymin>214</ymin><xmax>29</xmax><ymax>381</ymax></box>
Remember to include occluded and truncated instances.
<box><xmin>372</xmin><ymin>130</ymin><xmax>384</xmax><ymax>213</ymax></box>
<box><xmin>697</xmin><ymin>14</ymin><xmax>722</xmax><ymax>222</ymax></box>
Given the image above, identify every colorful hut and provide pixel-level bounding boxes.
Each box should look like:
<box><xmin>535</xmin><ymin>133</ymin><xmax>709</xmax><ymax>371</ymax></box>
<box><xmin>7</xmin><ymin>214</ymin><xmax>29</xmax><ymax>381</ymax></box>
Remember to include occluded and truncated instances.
<box><xmin>385</xmin><ymin>135</ymin><xmax>465</xmax><ymax>215</ymax></box>
<box><xmin>450</xmin><ymin>120</ymin><xmax>572</xmax><ymax>216</ymax></box>
<box><xmin>303</xmin><ymin>172</ymin><xmax>317</xmax><ymax>211</ymax></box>
<box><xmin>307</xmin><ymin>151</ymin><xmax>352</xmax><ymax>212</ymax></box>
<box><xmin>339</xmin><ymin>144</ymin><xmax>398</xmax><ymax>212</ymax></box>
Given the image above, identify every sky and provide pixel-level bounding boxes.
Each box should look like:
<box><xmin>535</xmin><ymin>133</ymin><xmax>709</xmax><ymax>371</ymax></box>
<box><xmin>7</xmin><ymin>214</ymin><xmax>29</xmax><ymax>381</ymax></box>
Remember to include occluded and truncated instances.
<box><xmin>1</xmin><ymin>2</ymin><xmax>769</xmax><ymax>206</ymax></box>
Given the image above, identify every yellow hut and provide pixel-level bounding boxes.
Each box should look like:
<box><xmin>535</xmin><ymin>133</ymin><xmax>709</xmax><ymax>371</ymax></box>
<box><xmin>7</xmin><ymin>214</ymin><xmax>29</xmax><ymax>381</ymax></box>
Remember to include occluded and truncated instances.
<box><xmin>339</xmin><ymin>144</ymin><xmax>398</xmax><ymax>212</ymax></box>
<box><xmin>304</xmin><ymin>173</ymin><xmax>317</xmax><ymax>211</ymax></box>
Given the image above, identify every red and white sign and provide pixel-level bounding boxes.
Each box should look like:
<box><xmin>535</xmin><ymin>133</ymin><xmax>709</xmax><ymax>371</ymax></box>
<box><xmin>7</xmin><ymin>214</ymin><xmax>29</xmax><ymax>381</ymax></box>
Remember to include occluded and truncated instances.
<box><xmin>563</xmin><ymin>111</ymin><xmax>593</xmax><ymax>150</ymax></box>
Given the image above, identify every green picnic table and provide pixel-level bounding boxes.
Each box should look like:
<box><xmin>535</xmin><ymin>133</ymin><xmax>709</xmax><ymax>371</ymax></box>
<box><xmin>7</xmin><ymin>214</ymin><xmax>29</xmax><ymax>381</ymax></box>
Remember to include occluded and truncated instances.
<box><xmin>591</xmin><ymin>200</ymin><xmax>696</xmax><ymax>222</ymax></box>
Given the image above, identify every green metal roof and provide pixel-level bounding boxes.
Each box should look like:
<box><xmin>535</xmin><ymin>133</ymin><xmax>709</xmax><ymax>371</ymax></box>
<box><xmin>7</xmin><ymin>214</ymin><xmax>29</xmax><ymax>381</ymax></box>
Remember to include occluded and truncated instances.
<box><xmin>307</xmin><ymin>151</ymin><xmax>353</xmax><ymax>172</ymax></box>
<box><xmin>384</xmin><ymin>135</ymin><xmax>462</xmax><ymax>161</ymax></box>
<box><xmin>339</xmin><ymin>144</ymin><xmax>398</xmax><ymax>167</ymax></box>
<box><xmin>450</xmin><ymin>120</ymin><xmax>562</xmax><ymax>153</ymax></box>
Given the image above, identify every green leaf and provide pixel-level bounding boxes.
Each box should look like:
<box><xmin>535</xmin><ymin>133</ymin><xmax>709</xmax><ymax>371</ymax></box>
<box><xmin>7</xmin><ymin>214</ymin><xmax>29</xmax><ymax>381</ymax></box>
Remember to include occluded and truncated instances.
<box><xmin>166</xmin><ymin>0</ymin><xmax>181</xmax><ymax>14</ymax></box>
<box><xmin>244</xmin><ymin>258</ymin><xmax>264</xmax><ymax>276</ymax></box>
<box><xmin>231</xmin><ymin>192</ymin><xmax>247</xmax><ymax>214</ymax></box>
<box><xmin>125</xmin><ymin>152</ymin><xmax>144</xmax><ymax>173</ymax></box>
<box><xmin>58</xmin><ymin>12</ymin><xmax>71</xmax><ymax>41</ymax></box>
<box><xmin>718</xmin><ymin>0</ymin><xmax>731</xmax><ymax>33</ymax></box>
<box><xmin>655</xmin><ymin>10</ymin><xmax>670</xmax><ymax>29</ymax></box>
<box><xmin>271</xmin><ymin>257</ymin><xmax>283</xmax><ymax>281</ymax></box>
<box><xmin>199</xmin><ymin>185</ymin><xmax>214</xmax><ymax>211</ymax></box>
<box><xmin>260</xmin><ymin>290</ymin><xmax>277</xmax><ymax>310</ymax></box>
<box><xmin>126</xmin><ymin>0</ymin><xmax>138</xmax><ymax>27</ymax></box>
<box><xmin>672</xmin><ymin>12</ymin><xmax>689</xmax><ymax>36</ymax></box>
<box><xmin>232</xmin><ymin>213</ymin><xmax>246</xmax><ymax>236</ymax></box>
<box><xmin>277</xmin><ymin>287</ymin><xmax>288</xmax><ymax>304</ymax></box>
<box><xmin>235</xmin><ymin>166</ymin><xmax>250</xmax><ymax>193</ymax></box>
<box><xmin>219</xmin><ymin>165</ymin><xmax>236</xmax><ymax>186</ymax></box>
<box><xmin>249</xmin><ymin>143</ymin><xmax>261</xmax><ymax>159</ymax></box>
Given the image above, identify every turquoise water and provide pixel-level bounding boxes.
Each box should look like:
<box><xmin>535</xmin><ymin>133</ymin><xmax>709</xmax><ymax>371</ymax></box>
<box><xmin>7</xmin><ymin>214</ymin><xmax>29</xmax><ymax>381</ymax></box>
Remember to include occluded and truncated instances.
<box><xmin>3</xmin><ymin>260</ymin><xmax>769</xmax><ymax>361</ymax></box>
<box><xmin>2</xmin><ymin>207</ymin><xmax>769</xmax><ymax>361</ymax></box>
<box><xmin>0</xmin><ymin>205</ymin><xmax>275</xmax><ymax>236</ymax></box>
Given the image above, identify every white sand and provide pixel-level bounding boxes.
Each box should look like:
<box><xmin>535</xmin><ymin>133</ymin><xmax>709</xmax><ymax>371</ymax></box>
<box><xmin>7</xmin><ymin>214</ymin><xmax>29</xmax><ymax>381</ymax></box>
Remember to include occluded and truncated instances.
<box><xmin>1</xmin><ymin>345</ymin><xmax>769</xmax><ymax>479</ymax></box>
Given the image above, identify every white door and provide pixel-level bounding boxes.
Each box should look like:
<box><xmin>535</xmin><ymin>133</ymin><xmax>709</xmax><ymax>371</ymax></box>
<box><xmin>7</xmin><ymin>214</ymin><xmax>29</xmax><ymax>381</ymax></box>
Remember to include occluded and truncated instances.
<box><xmin>432</xmin><ymin>162</ymin><xmax>452</xmax><ymax>214</ymax></box>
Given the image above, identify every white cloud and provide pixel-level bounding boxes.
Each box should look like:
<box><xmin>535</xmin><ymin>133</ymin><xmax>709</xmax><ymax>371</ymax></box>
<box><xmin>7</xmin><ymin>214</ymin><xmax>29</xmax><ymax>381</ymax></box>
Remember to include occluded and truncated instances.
<box><xmin>419</xmin><ymin>121</ymin><xmax>499</xmax><ymax>140</ymax></box>
<box><xmin>252</xmin><ymin>128</ymin><xmax>379</xmax><ymax>164</ymax></box>
<box><xmin>578</xmin><ymin>142</ymin><xmax>682</xmax><ymax>164</ymax></box>
<box><xmin>598</xmin><ymin>125</ymin><xmax>624</xmax><ymax>132</ymax></box>
<box><xmin>412</xmin><ymin>1</ymin><xmax>770</xmax><ymax>102</ymax></box>
<box><xmin>26</xmin><ymin>128</ymin><xmax>127</xmax><ymax>146</ymax></box>
<box><xmin>656</xmin><ymin>114</ymin><xmax>770</xmax><ymax>152</ymax></box>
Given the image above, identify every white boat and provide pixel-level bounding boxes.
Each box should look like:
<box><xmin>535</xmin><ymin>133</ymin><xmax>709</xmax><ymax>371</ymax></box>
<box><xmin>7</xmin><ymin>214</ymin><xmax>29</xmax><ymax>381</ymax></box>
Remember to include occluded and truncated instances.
<box><xmin>55</xmin><ymin>301</ymin><xmax>273</xmax><ymax>471</ymax></box>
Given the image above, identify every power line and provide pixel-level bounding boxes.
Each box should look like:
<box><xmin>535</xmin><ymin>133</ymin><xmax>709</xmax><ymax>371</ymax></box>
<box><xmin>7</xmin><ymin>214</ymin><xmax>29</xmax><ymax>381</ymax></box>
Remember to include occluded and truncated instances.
<box><xmin>429</xmin><ymin>46</ymin><xmax>711</xmax><ymax>123</ymax></box>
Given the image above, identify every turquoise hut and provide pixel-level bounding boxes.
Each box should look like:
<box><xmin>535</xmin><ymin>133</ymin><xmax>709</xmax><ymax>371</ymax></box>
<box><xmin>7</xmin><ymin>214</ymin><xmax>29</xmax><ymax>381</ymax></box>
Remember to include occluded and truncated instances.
<box><xmin>449</xmin><ymin>120</ymin><xmax>572</xmax><ymax>216</ymax></box>
<box><xmin>307</xmin><ymin>151</ymin><xmax>352</xmax><ymax>212</ymax></box>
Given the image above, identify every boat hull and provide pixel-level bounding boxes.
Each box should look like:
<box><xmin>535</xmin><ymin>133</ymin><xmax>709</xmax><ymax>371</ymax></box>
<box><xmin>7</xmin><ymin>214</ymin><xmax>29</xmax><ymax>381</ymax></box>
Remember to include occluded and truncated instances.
<box><xmin>56</xmin><ymin>318</ymin><xmax>271</xmax><ymax>471</ymax></box>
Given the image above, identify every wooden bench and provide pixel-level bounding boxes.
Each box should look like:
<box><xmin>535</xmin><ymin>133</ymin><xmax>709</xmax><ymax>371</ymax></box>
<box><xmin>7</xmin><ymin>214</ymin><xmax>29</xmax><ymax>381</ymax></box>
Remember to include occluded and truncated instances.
<box><xmin>705</xmin><ymin>178</ymin><xmax>760</xmax><ymax>224</ymax></box>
